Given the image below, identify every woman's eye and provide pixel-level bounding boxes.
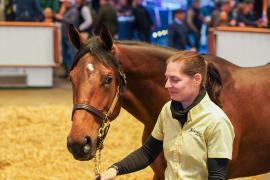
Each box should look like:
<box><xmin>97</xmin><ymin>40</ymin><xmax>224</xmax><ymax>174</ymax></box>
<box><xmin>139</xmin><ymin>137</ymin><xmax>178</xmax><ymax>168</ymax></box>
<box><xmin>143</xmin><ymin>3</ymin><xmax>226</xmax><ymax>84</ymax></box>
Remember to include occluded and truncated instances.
<box><xmin>104</xmin><ymin>75</ymin><xmax>113</xmax><ymax>85</ymax></box>
<box><xmin>171</xmin><ymin>78</ymin><xmax>180</xmax><ymax>83</ymax></box>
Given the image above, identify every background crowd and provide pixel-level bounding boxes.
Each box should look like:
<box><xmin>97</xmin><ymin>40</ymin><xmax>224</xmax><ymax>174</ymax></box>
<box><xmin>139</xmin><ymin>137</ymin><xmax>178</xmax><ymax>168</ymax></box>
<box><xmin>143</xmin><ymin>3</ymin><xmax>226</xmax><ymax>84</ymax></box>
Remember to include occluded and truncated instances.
<box><xmin>1</xmin><ymin>0</ymin><xmax>270</xmax><ymax>43</ymax></box>
<box><xmin>0</xmin><ymin>0</ymin><xmax>269</xmax><ymax>75</ymax></box>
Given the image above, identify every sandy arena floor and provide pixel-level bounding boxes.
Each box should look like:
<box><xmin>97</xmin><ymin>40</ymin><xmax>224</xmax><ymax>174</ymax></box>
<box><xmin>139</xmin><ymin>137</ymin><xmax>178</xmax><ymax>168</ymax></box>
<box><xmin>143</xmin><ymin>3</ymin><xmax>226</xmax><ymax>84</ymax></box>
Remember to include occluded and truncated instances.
<box><xmin>0</xmin><ymin>81</ymin><xmax>269</xmax><ymax>180</ymax></box>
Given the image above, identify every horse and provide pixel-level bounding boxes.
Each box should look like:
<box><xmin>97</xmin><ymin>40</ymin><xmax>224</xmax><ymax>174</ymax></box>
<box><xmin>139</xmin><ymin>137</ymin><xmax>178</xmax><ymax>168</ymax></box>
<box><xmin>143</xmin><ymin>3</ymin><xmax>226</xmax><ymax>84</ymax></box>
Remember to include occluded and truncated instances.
<box><xmin>67</xmin><ymin>25</ymin><xmax>270</xmax><ymax>179</ymax></box>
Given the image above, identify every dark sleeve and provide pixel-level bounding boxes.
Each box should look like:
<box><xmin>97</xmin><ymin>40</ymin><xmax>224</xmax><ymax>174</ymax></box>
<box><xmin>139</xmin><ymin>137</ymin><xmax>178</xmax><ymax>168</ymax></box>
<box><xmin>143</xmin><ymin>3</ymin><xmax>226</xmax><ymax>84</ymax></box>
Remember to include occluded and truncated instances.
<box><xmin>145</xmin><ymin>9</ymin><xmax>153</xmax><ymax>26</ymax></box>
<box><xmin>208</xmin><ymin>158</ymin><xmax>229</xmax><ymax>180</ymax></box>
<box><xmin>112</xmin><ymin>135</ymin><xmax>163</xmax><ymax>175</ymax></box>
<box><xmin>168</xmin><ymin>24</ymin><xmax>175</xmax><ymax>48</ymax></box>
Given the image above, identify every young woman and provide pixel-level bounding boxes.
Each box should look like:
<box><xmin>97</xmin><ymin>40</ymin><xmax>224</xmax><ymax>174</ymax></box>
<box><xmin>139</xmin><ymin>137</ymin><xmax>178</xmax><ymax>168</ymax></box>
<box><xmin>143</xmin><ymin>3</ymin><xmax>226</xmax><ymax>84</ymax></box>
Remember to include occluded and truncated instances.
<box><xmin>98</xmin><ymin>51</ymin><xmax>235</xmax><ymax>180</ymax></box>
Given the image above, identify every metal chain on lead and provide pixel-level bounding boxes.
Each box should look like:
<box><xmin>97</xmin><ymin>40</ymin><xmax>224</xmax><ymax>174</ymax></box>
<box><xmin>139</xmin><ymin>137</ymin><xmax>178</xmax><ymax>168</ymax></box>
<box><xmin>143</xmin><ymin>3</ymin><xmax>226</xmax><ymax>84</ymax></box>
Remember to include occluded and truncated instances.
<box><xmin>94</xmin><ymin>118</ymin><xmax>110</xmax><ymax>179</ymax></box>
<box><xmin>86</xmin><ymin>70</ymin><xmax>124</xmax><ymax>179</ymax></box>
<box><xmin>94</xmin><ymin>148</ymin><xmax>102</xmax><ymax>177</ymax></box>
<box><xmin>92</xmin><ymin>81</ymin><xmax>121</xmax><ymax>179</ymax></box>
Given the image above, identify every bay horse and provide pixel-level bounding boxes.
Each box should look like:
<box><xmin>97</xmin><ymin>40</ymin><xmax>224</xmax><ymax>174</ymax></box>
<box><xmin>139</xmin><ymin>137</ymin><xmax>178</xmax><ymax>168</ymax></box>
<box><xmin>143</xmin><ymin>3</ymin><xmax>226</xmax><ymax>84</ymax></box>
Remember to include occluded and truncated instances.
<box><xmin>67</xmin><ymin>25</ymin><xmax>270</xmax><ymax>179</ymax></box>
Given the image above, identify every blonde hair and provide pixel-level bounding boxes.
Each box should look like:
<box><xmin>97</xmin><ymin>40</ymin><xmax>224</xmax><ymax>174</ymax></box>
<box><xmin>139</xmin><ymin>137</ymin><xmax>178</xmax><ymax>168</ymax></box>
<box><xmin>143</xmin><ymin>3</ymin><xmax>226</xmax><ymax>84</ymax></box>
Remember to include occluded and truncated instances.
<box><xmin>167</xmin><ymin>51</ymin><xmax>207</xmax><ymax>87</ymax></box>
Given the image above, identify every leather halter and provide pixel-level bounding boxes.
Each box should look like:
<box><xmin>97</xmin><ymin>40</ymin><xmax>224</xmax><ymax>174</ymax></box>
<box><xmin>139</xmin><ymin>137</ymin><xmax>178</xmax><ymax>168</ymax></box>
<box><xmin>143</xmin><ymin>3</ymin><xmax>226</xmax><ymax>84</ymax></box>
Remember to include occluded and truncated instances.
<box><xmin>72</xmin><ymin>85</ymin><xmax>121</xmax><ymax>123</ymax></box>
<box><xmin>72</xmin><ymin>70</ymin><xmax>126</xmax><ymax>149</ymax></box>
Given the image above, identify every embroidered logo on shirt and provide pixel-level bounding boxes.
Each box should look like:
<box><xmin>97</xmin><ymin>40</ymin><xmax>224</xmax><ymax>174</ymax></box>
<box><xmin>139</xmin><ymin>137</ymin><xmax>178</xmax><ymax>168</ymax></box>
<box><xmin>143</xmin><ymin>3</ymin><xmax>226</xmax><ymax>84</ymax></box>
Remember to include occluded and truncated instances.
<box><xmin>189</xmin><ymin>128</ymin><xmax>202</xmax><ymax>137</ymax></box>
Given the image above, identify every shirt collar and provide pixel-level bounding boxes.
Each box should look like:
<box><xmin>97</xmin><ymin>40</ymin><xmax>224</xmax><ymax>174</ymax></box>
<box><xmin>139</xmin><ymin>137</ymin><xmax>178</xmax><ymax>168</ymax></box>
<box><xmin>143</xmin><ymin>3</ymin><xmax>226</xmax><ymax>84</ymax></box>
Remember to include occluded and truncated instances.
<box><xmin>170</xmin><ymin>88</ymin><xmax>206</xmax><ymax>122</ymax></box>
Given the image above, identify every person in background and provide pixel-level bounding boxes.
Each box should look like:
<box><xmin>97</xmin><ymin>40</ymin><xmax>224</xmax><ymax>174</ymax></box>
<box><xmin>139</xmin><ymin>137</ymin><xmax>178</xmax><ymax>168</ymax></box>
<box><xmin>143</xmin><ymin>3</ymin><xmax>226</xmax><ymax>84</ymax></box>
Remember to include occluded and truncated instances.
<box><xmin>14</xmin><ymin>0</ymin><xmax>44</xmax><ymax>21</ymax></box>
<box><xmin>209</xmin><ymin>1</ymin><xmax>237</xmax><ymax>28</ymax></box>
<box><xmin>76</xmin><ymin>0</ymin><xmax>92</xmax><ymax>38</ymax></box>
<box><xmin>91</xmin><ymin>0</ymin><xmax>99</xmax><ymax>12</ymax></box>
<box><xmin>187</xmin><ymin>0</ymin><xmax>204</xmax><ymax>50</ymax></box>
<box><xmin>117</xmin><ymin>0</ymin><xmax>134</xmax><ymax>40</ymax></box>
<box><xmin>54</xmin><ymin>0</ymin><xmax>79</xmax><ymax>78</ymax></box>
<box><xmin>132</xmin><ymin>0</ymin><xmax>153</xmax><ymax>43</ymax></box>
<box><xmin>43</xmin><ymin>7</ymin><xmax>53</xmax><ymax>22</ymax></box>
<box><xmin>237</xmin><ymin>0</ymin><xmax>257</xmax><ymax>27</ymax></box>
<box><xmin>218</xmin><ymin>11</ymin><xmax>229</xmax><ymax>26</ymax></box>
<box><xmin>95</xmin><ymin>0</ymin><xmax>117</xmax><ymax>37</ymax></box>
<box><xmin>39</xmin><ymin>0</ymin><xmax>59</xmax><ymax>14</ymax></box>
<box><xmin>0</xmin><ymin>0</ymin><xmax>4</xmax><ymax>21</ymax></box>
<box><xmin>4</xmin><ymin>0</ymin><xmax>15</xmax><ymax>21</ymax></box>
<box><xmin>253</xmin><ymin>0</ymin><xmax>268</xmax><ymax>28</ymax></box>
<box><xmin>208</xmin><ymin>1</ymin><xmax>222</xmax><ymax>28</ymax></box>
<box><xmin>97</xmin><ymin>51</ymin><xmax>235</xmax><ymax>180</ymax></box>
<box><xmin>168</xmin><ymin>9</ymin><xmax>192</xmax><ymax>50</ymax></box>
<box><xmin>267</xmin><ymin>0</ymin><xmax>270</xmax><ymax>27</ymax></box>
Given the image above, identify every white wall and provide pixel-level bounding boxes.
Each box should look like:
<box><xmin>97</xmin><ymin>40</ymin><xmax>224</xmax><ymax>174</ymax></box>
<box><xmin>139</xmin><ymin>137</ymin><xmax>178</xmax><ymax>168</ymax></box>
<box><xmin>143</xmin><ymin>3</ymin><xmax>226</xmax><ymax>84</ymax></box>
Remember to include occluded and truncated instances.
<box><xmin>0</xmin><ymin>26</ymin><xmax>54</xmax><ymax>66</ymax></box>
<box><xmin>0</xmin><ymin>24</ymin><xmax>56</xmax><ymax>87</ymax></box>
<box><xmin>216</xmin><ymin>31</ymin><xmax>270</xmax><ymax>67</ymax></box>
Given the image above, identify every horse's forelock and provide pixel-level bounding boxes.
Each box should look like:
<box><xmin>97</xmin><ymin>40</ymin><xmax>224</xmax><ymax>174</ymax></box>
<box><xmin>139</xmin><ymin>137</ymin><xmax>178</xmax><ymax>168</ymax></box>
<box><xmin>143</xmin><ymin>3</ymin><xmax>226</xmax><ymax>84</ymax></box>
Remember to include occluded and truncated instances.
<box><xmin>70</xmin><ymin>36</ymin><xmax>119</xmax><ymax>72</ymax></box>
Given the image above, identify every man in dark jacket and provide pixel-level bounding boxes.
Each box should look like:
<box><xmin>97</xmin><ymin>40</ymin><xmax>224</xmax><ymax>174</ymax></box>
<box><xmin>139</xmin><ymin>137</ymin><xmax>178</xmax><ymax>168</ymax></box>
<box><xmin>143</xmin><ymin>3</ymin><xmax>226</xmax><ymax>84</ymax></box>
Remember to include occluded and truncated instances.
<box><xmin>168</xmin><ymin>9</ymin><xmax>192</xmax><ymax>50</ymax></box>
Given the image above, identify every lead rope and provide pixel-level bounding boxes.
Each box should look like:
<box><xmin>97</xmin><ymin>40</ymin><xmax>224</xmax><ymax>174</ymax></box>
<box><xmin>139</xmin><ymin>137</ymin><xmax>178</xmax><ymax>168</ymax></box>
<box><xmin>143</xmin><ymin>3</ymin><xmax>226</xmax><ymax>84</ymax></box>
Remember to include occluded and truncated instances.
<box><xmin>92</xmin><ymin>72</ymin><xmax>126</xmax><ymax>179</ymax></box>
<box><xmin>94</xmin><ymin>148</ymin><xmax>102</xmax><ymax>178</ymax></box>
<box><xmin>94</xmin><ymin>118</ymin><xmax>111</xmax><ymax>179</ymax></box>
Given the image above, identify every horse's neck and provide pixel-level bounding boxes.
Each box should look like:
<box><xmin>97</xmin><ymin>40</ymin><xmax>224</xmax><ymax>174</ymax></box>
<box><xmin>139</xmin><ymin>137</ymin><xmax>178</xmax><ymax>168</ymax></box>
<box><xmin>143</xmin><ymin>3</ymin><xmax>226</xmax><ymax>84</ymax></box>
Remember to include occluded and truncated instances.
<box><xmin>205</xmin><ymin>55</ymin><xmax>270</xmax><ymax>83</ymax></box>
<box><xmin>115</xmin><ymin>44</ymin><xmax>173</xmax><ymax>128</ymax></box>
<box><xmin>115</xmin><ymin>43</ymin><xmax>174</xmax><ymax>82</ymax></box>
<box><xmin>115</xmin><ymin>43</ymin><xmax>174</xmax><ymax>74</ymax></box>
<box><xmin>204</xmin><ymin>54</ymin><xmax>239</xmax><ymax>83</ymax></box>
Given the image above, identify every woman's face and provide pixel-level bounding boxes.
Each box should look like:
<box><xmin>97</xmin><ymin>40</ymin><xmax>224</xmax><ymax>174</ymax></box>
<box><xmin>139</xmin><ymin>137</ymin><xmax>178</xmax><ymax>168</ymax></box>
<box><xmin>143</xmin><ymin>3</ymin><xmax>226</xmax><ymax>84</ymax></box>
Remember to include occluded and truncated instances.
<box><xmin>165</xmin><ymin>61</ymin><xmax>201</xmax><ymax>106</ymax></box>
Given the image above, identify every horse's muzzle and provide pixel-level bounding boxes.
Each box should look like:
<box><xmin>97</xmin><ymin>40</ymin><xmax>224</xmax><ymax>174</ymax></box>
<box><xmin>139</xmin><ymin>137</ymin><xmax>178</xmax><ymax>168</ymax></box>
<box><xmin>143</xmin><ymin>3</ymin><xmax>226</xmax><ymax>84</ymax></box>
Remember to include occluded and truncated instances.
<box><xmin>67</xmin><ymin>136</ymin><xmax>94</xmax><ymax>160</ymax></box>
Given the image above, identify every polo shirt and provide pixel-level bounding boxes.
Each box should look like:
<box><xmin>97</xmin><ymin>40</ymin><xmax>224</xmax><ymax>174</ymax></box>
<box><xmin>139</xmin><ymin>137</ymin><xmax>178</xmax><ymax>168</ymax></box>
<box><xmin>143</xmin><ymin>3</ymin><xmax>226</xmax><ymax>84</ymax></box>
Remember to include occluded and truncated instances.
<box><xmin>151</xmin><ymin>93</ymin><xmax>235</xmax><ymax>180</ymax></box>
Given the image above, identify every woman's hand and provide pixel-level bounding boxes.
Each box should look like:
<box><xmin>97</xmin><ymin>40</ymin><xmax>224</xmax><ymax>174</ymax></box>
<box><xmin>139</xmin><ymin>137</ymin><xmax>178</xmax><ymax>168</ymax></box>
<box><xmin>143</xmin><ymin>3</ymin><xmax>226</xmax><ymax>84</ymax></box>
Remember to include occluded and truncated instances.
<box><xmin>96</xmin><ymin>168</ymin><xmax>117</xmax><ymax>180</ymax></box>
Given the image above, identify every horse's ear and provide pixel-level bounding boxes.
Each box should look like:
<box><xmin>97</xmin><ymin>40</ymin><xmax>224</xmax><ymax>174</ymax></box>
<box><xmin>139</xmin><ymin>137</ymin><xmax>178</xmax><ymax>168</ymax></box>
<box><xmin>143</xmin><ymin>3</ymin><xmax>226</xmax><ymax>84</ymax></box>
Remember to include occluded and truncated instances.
<box><xmin>68</xmin><ymin>24</ymin><xmax>86</xmax><ymax>49</ymax></box>
<box><xmin>99</xmin><ymin>24</ymin><xmax>113</xmax><ymax>50</ymax></box>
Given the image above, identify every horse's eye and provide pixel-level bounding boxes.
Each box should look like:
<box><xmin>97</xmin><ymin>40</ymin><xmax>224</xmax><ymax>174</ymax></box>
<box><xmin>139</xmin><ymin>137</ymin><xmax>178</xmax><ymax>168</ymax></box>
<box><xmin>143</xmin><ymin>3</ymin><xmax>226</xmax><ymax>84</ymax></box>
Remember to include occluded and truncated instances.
<box><xmin>104</xmin><ymin>75</ymin><xmax>113</xmax><ymax>85</ymax></box>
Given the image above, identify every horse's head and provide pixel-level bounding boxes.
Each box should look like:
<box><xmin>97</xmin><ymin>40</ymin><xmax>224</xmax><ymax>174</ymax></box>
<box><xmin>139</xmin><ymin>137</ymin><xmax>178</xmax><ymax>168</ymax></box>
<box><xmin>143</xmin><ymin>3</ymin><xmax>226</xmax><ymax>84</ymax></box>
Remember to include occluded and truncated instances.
<box><xmin>67</xmin><ymin>25</ymin><xmax>126</xmax><ymax>160</ymax></box>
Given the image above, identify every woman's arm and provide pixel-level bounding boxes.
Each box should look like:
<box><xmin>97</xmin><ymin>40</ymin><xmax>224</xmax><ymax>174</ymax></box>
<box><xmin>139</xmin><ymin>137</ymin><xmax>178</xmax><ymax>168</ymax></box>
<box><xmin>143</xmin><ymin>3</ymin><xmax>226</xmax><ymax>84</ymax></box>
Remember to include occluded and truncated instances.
<box><xmin>208</xmin><ymin>158</ymin><xmax>229</xmax><ymax>180</ymax></box>
<box><xmin>98</xmin><ymin>135</ymin><xmax>163</xmax><ymax>179</ymax></box>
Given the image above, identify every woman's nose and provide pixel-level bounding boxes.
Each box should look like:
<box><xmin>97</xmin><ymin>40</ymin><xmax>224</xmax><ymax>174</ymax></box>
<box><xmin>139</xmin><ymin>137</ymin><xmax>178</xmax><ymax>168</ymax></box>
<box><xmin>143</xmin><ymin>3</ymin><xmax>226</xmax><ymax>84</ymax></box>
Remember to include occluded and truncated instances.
<box><xmin>165</xmin><ymin>79</ymin><xmax>171</xmax><ymax>88</ymax></box>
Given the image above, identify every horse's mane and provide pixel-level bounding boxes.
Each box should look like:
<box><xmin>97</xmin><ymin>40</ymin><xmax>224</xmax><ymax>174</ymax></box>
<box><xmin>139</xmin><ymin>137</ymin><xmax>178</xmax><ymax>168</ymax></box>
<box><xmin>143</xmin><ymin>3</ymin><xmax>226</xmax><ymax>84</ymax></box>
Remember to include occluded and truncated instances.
<box><xmin>71</xmin><ymin>38</ymin><xmax>176</xmax><ymax>71</ymax></box>
<box><xmin>115</xmin><ymin>40</ymin><xmax>178</xmax><ymax>54</ymax></box>
<box><xmin>114</xmin><ymin>40</ymin><xmax>149</xmax><ymax>46</ymax></box>
<box><xmin>70</xmin><ymin>36</ymin><xmax>121</xmax><ymax>71</ymax></box>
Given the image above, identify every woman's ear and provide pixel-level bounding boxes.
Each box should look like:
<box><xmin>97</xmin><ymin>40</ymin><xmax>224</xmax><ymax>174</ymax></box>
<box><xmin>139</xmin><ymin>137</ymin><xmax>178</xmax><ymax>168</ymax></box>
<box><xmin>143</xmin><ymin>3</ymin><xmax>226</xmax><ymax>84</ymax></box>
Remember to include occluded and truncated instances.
<box><xmin>193</xmin><ymin>73</ymin><xmax>202</xmax><ymax>86</ymax></box>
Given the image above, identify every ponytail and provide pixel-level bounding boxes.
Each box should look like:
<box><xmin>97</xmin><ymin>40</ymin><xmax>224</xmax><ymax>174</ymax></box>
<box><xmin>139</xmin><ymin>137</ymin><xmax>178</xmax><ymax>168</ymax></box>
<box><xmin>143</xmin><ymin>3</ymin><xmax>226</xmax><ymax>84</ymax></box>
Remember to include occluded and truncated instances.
<box><xmin>206</xmin><ymin>63</ymin><xmax>223</xmax><ymax>107</ymax></box>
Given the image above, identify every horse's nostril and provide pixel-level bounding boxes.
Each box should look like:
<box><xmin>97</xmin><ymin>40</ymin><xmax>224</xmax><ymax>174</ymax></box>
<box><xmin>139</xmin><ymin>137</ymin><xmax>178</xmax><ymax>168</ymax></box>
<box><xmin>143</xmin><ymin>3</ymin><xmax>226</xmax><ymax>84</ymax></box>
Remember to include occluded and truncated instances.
<box><xmin>83</xmin><ymin>144</ymin><xmax>91</xmax><ymax>154</ymax></box>
<box><xmin>83</xmin><ymin>136</ymin><xmax>92</xmax><ymax>154</ymax></box>
<box><xmin>83</xmin><ymin>136</ymin><xmax>92</xmax><ymax>146</ymax></box>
